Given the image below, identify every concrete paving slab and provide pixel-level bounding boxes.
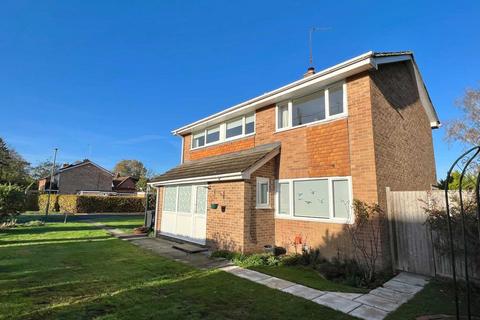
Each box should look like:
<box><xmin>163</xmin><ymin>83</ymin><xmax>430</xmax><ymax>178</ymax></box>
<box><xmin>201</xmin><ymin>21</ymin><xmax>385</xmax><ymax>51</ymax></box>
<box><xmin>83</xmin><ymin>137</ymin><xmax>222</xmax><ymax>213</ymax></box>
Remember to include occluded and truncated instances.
<box><xmin>332</xmin><ymin>292</ymin><xmax>364</xmax><ymax>300</ymax></box>
<box><xmin>393</xmin><ymin>272</ymin><xmax>429</xmax><ymax>287</ymax></box>
<box><xmin>258</xmin><ymin>277</ymin><xmax>296</xmax><ymax>290</ymax></box>
<box><xmin>369</xmin><ymin>287</ymin><xmax>413</xmax><ymax>304</ymax></box>
<box><xmin>383</xmin><ymin>279</ymin><xmax>423</xmax><ymax>294</ymax></box>
<box><xmin>282</xmin><ymin>284</ymin><xmax>326</xmax><ymax>300</ymax></box>
<box><xmin>227</xmin><ymin>268</ymin><xmax>271</xmax><ymax>282</ymax></box>
<box><xmin>349</xmin><ymin>304</ymin><xmax>388</xmax><ymax>320</ymax></box>
<box><xmin>354</xmin><ymin>293</ymin><xmax>400</xmax><ymax>312</ymax></box>
<box><xmin>313</xmin><ymin>293</ymin><xmax>362</xmax><ymax>313</ymax></box>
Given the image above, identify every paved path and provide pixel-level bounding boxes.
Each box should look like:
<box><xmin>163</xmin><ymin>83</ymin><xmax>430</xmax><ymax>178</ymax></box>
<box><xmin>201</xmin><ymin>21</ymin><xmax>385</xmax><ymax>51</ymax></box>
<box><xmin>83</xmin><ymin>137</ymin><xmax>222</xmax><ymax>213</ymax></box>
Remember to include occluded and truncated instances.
<box><xmin>220</xmin><ymin>265</ymin><xmax>428</xmax><ymax>320</ymax></box>
<box><xmin>90</xmin><ymin>221</ymin><xmax>427</xmax><ymax>319</ymax></box>
<box><xmin>90</xmin><ymin>221</ymin><xmax>231</xmax><ymax>270</ymax></box>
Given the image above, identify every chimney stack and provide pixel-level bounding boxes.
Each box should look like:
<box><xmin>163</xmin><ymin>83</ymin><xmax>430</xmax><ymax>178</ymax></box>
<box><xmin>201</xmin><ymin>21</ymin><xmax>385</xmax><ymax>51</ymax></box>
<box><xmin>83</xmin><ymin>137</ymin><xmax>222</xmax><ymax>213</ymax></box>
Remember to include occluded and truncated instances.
<box><xmin>62</xmin><ymin>163</ymin><xmax>69</xmax><ymax>168</ymax></box>
<box><xmin>303</xmin><ymin>67</ymin><xmax>315</xmax><ymax>78</ymax></box>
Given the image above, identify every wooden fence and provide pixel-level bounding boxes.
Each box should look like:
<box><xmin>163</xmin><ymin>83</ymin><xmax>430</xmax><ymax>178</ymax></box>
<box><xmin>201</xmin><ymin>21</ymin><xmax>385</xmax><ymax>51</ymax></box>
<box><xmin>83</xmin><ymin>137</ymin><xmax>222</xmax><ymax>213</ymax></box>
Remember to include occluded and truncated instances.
<box><xmin>386</xmin><ymin>188</ymin><xmax>479</xmax><ymax>280</ymax></box>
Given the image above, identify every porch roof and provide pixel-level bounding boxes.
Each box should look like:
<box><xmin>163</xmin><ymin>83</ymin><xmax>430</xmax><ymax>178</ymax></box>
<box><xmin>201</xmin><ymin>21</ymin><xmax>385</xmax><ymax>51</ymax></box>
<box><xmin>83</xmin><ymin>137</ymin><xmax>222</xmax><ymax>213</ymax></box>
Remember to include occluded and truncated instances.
<box><xmin>149</xmin><ymin>142</ymin><xmax>280</xmax><ymax>186</ymax></box>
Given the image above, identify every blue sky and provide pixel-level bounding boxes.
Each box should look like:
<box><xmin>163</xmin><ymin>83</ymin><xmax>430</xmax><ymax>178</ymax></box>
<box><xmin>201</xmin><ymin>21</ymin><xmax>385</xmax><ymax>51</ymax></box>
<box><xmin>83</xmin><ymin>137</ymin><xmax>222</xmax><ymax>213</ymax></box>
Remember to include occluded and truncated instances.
<box><xmin>1</xmin><ymin>1</ymin><xmax>479</xmax><ymax>178</ymax></box>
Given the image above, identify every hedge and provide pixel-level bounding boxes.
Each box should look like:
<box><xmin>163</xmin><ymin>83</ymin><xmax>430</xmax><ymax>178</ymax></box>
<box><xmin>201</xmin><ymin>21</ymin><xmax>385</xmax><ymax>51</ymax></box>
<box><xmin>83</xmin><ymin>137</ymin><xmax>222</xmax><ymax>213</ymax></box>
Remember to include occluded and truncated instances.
<box><xmin>38</xmin><ymin>194</ymin><xmax>145</xmax><ymax>213</ymax></box>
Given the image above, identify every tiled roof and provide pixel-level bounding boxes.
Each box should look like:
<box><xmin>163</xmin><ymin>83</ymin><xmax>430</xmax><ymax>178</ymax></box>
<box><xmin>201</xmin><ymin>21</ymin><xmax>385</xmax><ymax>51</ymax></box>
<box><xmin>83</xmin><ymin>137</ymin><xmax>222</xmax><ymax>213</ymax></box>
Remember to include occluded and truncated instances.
<box><xmin>150</xmin><ymin>142</ymin><xmax>280</xmax><ymax>183</ymax></box>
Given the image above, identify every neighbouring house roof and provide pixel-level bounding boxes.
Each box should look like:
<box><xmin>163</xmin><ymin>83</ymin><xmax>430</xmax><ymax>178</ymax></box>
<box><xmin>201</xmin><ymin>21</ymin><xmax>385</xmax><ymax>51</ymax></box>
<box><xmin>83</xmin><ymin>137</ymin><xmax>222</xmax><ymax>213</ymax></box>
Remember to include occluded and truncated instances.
<box><xmin>113</xmin><ymin>176</ymin><xmax>138</xmax><ymax>188</ymax></box>
<box><xmin>39</xmin><ymin>159</ymin><xmax>113</xmax><ymax>180</ymax></box>
<box><xmin>171</xmin><ymin>51</ymin><xmax>440</xmax><ymax>136</ymax></box>
<box><xmin>149</xmin><ymin>142</ymin><xmax>280</xmax><ymax>186</ymax></box>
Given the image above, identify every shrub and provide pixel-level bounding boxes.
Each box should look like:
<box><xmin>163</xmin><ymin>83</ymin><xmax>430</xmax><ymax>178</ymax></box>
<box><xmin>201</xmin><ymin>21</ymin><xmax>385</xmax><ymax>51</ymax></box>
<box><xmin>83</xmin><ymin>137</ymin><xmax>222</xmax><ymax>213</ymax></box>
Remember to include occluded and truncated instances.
<box><xmin>0</xmin><ymin>184</ymin><xmax>25</xmax><ymax>222</ymax></box>
<box><xmin>24</xmin><ymin>192</ymin><xmax>39</xmax><ymax>211</ymax></box>
<box><xmin>38</xmin><ymin>194</ymin><xmax>145</xmax><ymax>213</ymax></box>
<box><xmin>211</xmin><ymin>250</ymin><xmax>282</xmax><ymax>267</ymax></box>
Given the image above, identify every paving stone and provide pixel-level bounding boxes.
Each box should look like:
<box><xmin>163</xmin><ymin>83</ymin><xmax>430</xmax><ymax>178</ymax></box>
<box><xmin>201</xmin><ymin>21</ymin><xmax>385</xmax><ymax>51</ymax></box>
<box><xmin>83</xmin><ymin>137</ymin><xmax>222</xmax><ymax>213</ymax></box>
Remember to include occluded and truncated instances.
<box><xmin>369</xmin><ymin>287</ymin><xmax>413</xmax><ymax>304</ymax></box>
<box><xmin>282</xmin><ymin>284</ymin><xmax>326</xmax><ymax>300</ymax></box>
<box><xmin>227</xmin><ymin>268</ymin><xmax>271</xmax><ymax>282</ymax></box>
<box><xmin>313</xmin><ymin>293</ymin><xmax>362</xmax><ymax>313</ymax></box>
<box><xmin>383</xmin><ymin>279</ymin><xmax>424</xmax><ymax>294</ymax></box>
<box><xmin>354</xmin><ymin>293</ymin><xmax>400</xmax><ymax>312</ymax></box>
<box><xmin>257</xmin><ymin>277</ymin><xmax>295</xmax><ymax>290</ymax></box>
<box><xmin>393</xmin><ymin>272</ymin><xmax>429</xmax><ymax>287</ymax></box>
<box><xmin>349</xmin><ymin>305</ymin><xmax>388</xmax><ymax>320</ymax></box>
<box><xmin>332</xmin><ymin>292</ymin><xmax>364</xmax><ymax>300</ymax></box>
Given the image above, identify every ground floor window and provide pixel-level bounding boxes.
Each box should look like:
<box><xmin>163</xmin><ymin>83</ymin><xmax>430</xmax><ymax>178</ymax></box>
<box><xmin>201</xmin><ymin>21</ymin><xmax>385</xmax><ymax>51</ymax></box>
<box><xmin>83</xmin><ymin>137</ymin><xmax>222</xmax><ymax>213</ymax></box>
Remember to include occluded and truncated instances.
<box><xmin>275</xmin><ymin>177</ymin><xmax>352</xmax><ymax>223</ymax></box>
<box><xmin>256</xmin><ymin>177</ymin><xmax>270</xmax><ymax>209</ymax></box>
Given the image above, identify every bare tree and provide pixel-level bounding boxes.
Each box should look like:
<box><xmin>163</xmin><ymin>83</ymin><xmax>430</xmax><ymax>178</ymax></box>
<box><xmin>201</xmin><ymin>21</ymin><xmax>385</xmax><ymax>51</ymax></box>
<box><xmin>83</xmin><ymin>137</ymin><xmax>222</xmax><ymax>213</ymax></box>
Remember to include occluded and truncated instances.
<box><xmin>445</xmin><ymin>85</ymin><xmax>480</xmax><ymax>146</ymax></box>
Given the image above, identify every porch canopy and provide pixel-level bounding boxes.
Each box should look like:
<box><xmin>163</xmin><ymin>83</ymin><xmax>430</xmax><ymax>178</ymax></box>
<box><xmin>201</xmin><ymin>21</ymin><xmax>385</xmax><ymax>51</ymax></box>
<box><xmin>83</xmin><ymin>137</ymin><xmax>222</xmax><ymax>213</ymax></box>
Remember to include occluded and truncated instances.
<box><xmin>149</xmin><ymin>142</ymin><xmax>280</xmax><ymax>186</ymax></box>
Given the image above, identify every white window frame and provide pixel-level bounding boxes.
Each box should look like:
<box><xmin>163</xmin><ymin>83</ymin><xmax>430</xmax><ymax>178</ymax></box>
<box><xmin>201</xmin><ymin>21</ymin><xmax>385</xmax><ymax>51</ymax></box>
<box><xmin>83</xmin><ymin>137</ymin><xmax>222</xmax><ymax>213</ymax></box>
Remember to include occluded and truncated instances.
<box><xmin>162</xmin><ymin>184</ymin><xmax>208</xmax><ymax>214</ymax></box>
<box><xmin>191</xmin><ymin>113</ymin><xmax>256</xmax><ymax>150</ymax></box>
<box><xmin>275</xmin><ymin>81</ymin><xmax>348</xmax><ymax>133</ymax></box>
<box><xmin>256</xmin><ymin>177</ymin><xmax>270</xmax><ymax>209</ymax></box>
<box><xmin>274</xmin><ymin>176</ymin><xmax>353</xmax><ymax>224</ymax></box>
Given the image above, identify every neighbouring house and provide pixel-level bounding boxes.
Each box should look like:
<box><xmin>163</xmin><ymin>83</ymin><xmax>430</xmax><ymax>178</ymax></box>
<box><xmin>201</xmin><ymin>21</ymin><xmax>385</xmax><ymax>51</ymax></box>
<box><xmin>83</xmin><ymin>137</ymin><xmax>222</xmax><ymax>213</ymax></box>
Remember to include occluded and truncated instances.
<box><xmin>149</xmin><ymin>51</ymin><xmax>439</xmax><ymax>268</ymax></box>
<box><xmin>38</xmin><ymin>159</ymin><xmax>114</xmax><ymax>194</ymax></box>
<box><xmin>112</xmin><ymin>175</ymin><xmax>138</xmax><ymax>193</ymax></box>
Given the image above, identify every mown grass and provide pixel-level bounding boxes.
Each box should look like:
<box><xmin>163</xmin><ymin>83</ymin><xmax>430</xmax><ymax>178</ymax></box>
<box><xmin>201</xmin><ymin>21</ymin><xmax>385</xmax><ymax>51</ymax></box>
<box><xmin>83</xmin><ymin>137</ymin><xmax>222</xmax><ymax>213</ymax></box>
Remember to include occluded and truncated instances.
<box><xmin>0</xmin><ymin>215</ymin><xmax>355</xmax><ymax>320</ymax></box>
<box><xmin>250</xmin><ymin>265</ymin><xmax>368</xmax><ymax>293</ymax></box>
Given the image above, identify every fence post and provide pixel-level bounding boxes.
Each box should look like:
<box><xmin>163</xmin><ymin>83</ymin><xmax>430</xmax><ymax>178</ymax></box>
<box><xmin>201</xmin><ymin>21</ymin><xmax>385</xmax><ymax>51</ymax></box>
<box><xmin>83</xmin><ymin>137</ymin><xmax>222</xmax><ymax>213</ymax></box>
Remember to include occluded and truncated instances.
<box><xmin>386</xmin><ymin>187</ymin><xmax>397</xmax><ymax>273</ymax></box>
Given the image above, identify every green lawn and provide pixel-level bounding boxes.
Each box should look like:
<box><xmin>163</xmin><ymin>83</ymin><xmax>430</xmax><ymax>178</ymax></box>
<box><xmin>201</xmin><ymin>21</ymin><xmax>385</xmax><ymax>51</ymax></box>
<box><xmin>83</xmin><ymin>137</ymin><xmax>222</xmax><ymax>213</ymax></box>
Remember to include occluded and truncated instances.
<box><xmin>250</xmin><ymin>265</ymin><xmax>368</xmax><ymax>293</ymax></box>
<box><xmin>86</xmin><ymin>215</ymin><xmax>145</xmax><ymax>233</ymax></box>
<box><xmin>386</xmin><ymin>279</ymin><xmax>480</xmax><ymax>319</ymax></box>
<box><xmin>0</xmin><ymin>215</ymin><xmax>355</xmax><ymax>320</ymax></box>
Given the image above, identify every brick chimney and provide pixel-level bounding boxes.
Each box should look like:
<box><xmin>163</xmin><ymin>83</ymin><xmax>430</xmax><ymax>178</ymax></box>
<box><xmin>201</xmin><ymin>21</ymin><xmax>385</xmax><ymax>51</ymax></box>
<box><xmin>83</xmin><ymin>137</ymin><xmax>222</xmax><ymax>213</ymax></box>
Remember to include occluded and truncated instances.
<box><xmin>303</xmin><ymin>67</ymin><xmax>315</xmax><ymax>78</ymax></box>
<box><xmin>62</xmin><ymin>163</ymin><xmax>69</xmax><ymax>168</ymax></box>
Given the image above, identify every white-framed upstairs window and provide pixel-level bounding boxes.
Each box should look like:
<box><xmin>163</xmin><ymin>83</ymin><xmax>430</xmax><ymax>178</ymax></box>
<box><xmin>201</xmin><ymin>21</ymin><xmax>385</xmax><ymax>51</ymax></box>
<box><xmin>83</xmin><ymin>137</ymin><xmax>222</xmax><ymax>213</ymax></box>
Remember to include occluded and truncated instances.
<box><xmin>256</xmin><ymin>177</ymin><xmax>270</xmax><ymax>209</ymax></box>
<box><xmin>274</xmin><ymin>176</ymin><xmax>353</xmax><ymax>223</ymax></box>
<box><xmin>276</xmin><ymin>81</ymin><xmax>347</xmax><ymax>131</ymax></box>
<box><xmin>191</xmin><ymin>113</ymin><xmax>255</xmax><ymax>149</ymax></box>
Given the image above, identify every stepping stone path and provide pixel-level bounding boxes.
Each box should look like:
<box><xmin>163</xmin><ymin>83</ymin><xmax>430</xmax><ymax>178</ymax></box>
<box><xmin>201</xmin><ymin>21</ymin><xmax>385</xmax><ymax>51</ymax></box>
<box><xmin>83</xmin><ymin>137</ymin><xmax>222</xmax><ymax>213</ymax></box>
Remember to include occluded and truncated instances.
<box><xmin>220</xmin><ymin>265</ymin><xmax>429</xmax><ymax>320</ymax></box>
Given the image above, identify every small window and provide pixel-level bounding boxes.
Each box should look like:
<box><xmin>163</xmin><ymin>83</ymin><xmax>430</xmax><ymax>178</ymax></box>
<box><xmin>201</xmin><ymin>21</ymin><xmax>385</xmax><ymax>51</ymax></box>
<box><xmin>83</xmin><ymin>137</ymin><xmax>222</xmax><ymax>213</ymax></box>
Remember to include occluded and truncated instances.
<box><xmin>292</xmin><ymin>91</ymin><xmax>326</xmax><ymax>126</ymax></box>
<box><xmin>277</xmin><ymin>182</ymin><xmax>290</xmax><ymax>215</ymax></box>
<box><xmin>333</xmin><ymin>179</ymin><xmax>350</xmax><ymax>218</ymax></box>
<box><xmin>256</xmin><ymin>177</ymin><xmax>270</xmax><ymax>208</ymax></box>
<box><xmin>163</xmin><ymin>186</ymin><xmax>177</xmax><ymax>212</ymax></box>
<box><xmin>177</xmin><ymin>185</ymin><xmax>192</xmax><ymax>212</ymax></box>
<box><xmin>192</xmin><ymin>132</ymin><xmax>205</xmax><ymax>148</ymax></box>
<box><xmin>293</xmin><ymin>179</ymin><xmax>329</xmax><ymax>218</ymax></box>
<box><xmin>245</xmin><ymin>114</ymin><xmax>255</xmax><ymax>134</ymax></box>
<box><xmin>329</xmin><ymin>85</ymin><xmax>344</xmax><ymax>116</ymax></box>
<box><xmin>206</xmin><ymin>126</ymin><xmax>220</xmax><ymax>144</ymax></box>
<box><xmin>277</xmin><ymin>103</ymin><xmax>289</xmax><ymax>129</ymax></box>
<box><xmin>226</xmin><ymin>117</ymin><xmax>243</xmax><ymax>139</ymax></box>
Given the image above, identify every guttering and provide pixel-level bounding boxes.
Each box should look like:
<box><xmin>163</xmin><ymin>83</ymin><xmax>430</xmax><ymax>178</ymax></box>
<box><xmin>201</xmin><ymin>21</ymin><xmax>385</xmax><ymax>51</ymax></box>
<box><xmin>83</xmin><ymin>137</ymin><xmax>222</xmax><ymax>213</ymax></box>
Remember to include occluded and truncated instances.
<box><xmin>172</xmin><ymin>51</ymin><xmax>376</xmax><ymax>136</ymax></box>
<box><xmin>148</xmin><ymin>172</ymin><xmax>244</xmax><ymax>186</ymax></box>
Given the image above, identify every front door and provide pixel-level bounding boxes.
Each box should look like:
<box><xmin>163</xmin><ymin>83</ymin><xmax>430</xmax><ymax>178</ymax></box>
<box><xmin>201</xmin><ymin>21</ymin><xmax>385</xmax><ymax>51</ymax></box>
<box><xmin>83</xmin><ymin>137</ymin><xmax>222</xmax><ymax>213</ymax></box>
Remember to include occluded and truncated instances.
<box><xmin>160</xmin><ymin>184</ymin><xmax>207</xmax><ymax>245</ymax></box>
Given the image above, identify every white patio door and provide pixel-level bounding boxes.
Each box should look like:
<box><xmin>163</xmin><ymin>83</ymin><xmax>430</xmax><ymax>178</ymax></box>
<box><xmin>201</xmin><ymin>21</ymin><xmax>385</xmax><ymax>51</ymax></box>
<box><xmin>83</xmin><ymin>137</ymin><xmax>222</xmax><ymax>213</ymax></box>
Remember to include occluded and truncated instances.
<box><xmin>161</xmin><ymin>184</ymin><xmax>207</xmax><ymax>245</ymax></box>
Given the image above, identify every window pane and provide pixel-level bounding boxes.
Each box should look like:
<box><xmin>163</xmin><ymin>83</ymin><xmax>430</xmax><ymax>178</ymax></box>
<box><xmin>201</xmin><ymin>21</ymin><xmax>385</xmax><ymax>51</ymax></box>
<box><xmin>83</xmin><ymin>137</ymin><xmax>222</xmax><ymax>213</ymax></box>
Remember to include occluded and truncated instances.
<box><xmin>278</xmin><ymin>182</ymin><xmax>289</xmax><ymax>215</ymax></box>
<box><xmin>177</xmin><ymin>185</ymin><xmax>192</xmax><ymax>212</ymax></box>
<box><xmin>260</xmin><ymin>183</ymin><xmax>268</xmax><ymax>204</ymax></box>
<box><xmin>226</xmin><ymin>118</ymin><xmax>243</xmax><ymax>138</ymax></box>
<box><xmin>277</xmin><ymin>104</ymin><xmax>289</xmax><ymax>129</ymax></box>
<box><xmin>195</xmin><ymin>186</ymin><xmax>207</xmax><ymax>214</ymax></box>
<box><xmin>192</xmin><ymin>132</ymin><xmax>205</xmax><ymax>148</ymax></box>
<box><xmin>292</xmin><ymin>91</ymin><xmax>325</xmax><ymax>126</ymax></box>
<box><xmin>293</xmin><ymin>180</ymin><xmax>329</xmax><ymax>218</ymax></box>
<box><xmin>333</xmin><ymin>180</ymin><xmax>350</xmax><ymax>218</ymax></box>
<box><xmin>163</xmin><ymin>186</ymin><xmax>177</xmax><ymax>212</ymax></box>
<box><xmin>245</xmin><ymin>114</ymin><xmax>255</xmax><ymax>134</ymax></box>
<box><xmin>206</xmin><ymin>126</ymin><xmax>220</xmax><ymax>144</ymax></box>
<box><xmin>329</xmin><ymin>85</ymin><xmax>344</xmax><ymax>116</ymax></box>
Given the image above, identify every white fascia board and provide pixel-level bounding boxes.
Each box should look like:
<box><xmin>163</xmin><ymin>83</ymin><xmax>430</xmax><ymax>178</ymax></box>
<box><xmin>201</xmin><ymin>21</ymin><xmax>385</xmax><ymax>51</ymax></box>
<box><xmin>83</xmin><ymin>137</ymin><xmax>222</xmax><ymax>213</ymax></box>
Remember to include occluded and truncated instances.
<box><xmin>172</xmin><ymin>52</ymin><xmax>376</xmax><ymax>135</ymax></box>
<box><xmin>148</xmin><ymin>172</ymin><xmax>243</xmax><ymax>186</ymax></box>
<box><xmin>373</xmin><ymin>55</ymin><xmax>440</xmax><ymax>128</ymax></box>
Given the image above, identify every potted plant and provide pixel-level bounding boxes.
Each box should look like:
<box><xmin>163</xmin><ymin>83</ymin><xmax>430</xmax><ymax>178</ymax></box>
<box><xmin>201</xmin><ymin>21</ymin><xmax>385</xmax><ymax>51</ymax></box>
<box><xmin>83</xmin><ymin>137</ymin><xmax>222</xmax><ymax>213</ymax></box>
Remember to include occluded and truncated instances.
<box><xmin>210</xmin><ymin>203</ymin><xmax>218</xmax><ymax>209</ymax></box>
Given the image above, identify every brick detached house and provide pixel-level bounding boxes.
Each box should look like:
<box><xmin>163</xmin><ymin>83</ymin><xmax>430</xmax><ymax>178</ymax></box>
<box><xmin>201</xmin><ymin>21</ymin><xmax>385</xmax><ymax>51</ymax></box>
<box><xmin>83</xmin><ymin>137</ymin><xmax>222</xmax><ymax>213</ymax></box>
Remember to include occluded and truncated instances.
<box><xmin>149</xmin><ymin>51</ymin><xmax>439</xmax><ymax>267</ymax></box>
<box><xmin>38</xmin><ymin>159</ymin><xmax>114</xmax><ymax>194</ymax></box>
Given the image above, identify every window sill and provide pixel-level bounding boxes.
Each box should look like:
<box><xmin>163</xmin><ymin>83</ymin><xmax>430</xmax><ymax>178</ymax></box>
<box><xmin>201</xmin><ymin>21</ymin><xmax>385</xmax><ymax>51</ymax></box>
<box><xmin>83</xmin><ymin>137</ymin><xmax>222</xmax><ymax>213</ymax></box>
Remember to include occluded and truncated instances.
<box><xmin>275</xmin><ymin>115</ymin><xmax>347</xmax><ymax>134</ymax></box>
<box><xmin>274</xmin><ymin>214</ymin><xmax>353</xmax><ymax>225</ymax></box>
<box><xmin>191</xmin><ymin>132</ymin><xmax>255</xmax><ymax>151</ymax></box>
<box><xmin>256</xmin><ymin>206</ymin><xmax>272</xmax><ymax>210</ymax></box>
